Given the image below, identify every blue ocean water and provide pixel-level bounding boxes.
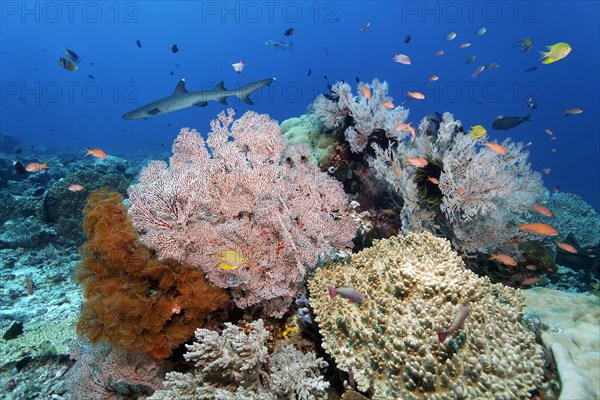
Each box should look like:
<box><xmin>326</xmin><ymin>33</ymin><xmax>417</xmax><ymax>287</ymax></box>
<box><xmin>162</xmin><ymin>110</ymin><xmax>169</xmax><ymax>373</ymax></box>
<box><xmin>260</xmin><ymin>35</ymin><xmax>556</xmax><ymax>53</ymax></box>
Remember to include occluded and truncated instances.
<box><xmin>2</xmin><ymin>2</ymin><xmax>600</xmax><ymax>398</ymax></box>
<box><xmin>1</xmin><ymin>1</ymin><xmax>598</xmax><ymax>209</ymax></box>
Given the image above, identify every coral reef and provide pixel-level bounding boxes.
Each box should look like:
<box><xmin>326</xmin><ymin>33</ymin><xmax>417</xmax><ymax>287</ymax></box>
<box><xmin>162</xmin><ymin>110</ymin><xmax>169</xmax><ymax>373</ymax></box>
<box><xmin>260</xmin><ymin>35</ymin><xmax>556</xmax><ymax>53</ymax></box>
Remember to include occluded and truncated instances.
<box><xmin>149</xmin><ymin>319</ymin><xmax>329</xmax><ymax>400</ymax></box>
<box><xmin>524</xmin><ymin>287</ymin><xmax>600</xmax><ymax>400</ymax></box>
<box><xmin>75</xmin><ymin>189</ymin><xmax>229</xmax><ymax>359</ymax></box>
<box><xmin>42</xmin><ymin>168</ymin><xmax>133</xmax><ymax>244</ymax></box>
<box><xmin>308</xmin><ymin>231</ymin><xmax>545</xmax><ymax>399</ymax></box>
<box><xmin>369</xmin><ymin>112</ymin><xmax>545</xmax><ymax>257</ymax></box>
<box><xmin>66</xmin><ymin>338</ymin><xmax>166</xmax><ymax>399</ymax></box>
<box><xmin>128</xmin><ymin>109</ymin><xmax>356</xmax><ymax>317</ymax></box>
<box><xmin>312</xmin><ymin>79</ymin><xmax>409</xmax><ymax>153</ymax></box>
<box><xmin>527</xmin><ymin>191</ymin><xmax>600</xmax><ymax>248</ymax></box>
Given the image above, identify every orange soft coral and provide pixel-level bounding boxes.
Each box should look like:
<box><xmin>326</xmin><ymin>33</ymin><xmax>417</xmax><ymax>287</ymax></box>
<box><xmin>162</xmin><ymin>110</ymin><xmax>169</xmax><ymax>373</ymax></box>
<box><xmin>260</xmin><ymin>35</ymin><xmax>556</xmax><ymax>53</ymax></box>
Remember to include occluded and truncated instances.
<box><xmin>75</xmin><ymin>189</ymin><xmax>229</xmax><ymax>359</ymax></box>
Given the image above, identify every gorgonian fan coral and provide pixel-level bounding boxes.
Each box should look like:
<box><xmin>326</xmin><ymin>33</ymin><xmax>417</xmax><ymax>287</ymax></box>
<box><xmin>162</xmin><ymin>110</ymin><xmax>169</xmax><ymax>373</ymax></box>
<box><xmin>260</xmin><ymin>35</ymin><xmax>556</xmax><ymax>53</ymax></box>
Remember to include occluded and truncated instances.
<box><xmin>127</xmin><ymin>109</ymin><xmax>356</xmax><ymax>317</ymax></box>
<box><xmin>369</xmin><ymin>112</ymin><xmax>545</xmax><ymax>256</ymax></box>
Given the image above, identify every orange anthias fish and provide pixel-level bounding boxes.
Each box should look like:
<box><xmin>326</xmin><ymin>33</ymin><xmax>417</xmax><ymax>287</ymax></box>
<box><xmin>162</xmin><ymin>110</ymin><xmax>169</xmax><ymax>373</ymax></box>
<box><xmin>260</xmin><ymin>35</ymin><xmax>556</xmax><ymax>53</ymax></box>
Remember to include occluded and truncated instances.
<box><xmin>556</xmin><ymin>242</ymin><xmax>577</xmax><ymax>253</ymax></box>
<box><xmin>532</xmin><ymin>204</ymin><xmax>552</xmax><ymax>217</ymax></box>
<box><xmin>395</xmin><ymin>122</ymin><xmax>416</xmax><ymax>142</ymax></box>
<box><xmin>429</xmin><ymin>75</ymin><xmax>439</xmax><ymax>81</ymax></box>
<box><xmin>85</xmin><ymin>148</ymin><xmax>107</xmax><ymax>159</ymax></box>
<box><xmin>521</xmin><ymin>277</ymin><xmax>544</xmax><ymax>286</ymax></box>
<box><xmin>484</xmin><ymin>141</ymin><xmax>507</xmax><ymax>154</ymax></box>
<box><xmin>490</xmin><ymin>254</ymin><xmax>517</xmax><ymax>267</ymax></box>
<box><xmin>407</xmin><ymin>91</ymin><xmax>425</xmax><ymax>100</ymax></box>
<box><xmin>518</xmin><ymin>222</ymin><xmax>559</xmax><ymax>236</ymax></box>
<box><xmin>25</xmin><ymin>161</ymin><xmax>49</xmax><ymax>173</ymax></box>
<box><xmin>68</xmin><ymin>184</ymin><xmax>85</xmax><ymax>192</ymax></box>
<box><xmin>382</xmin><ymin>101</ymin><xmax>395</xmax><ymax>109</ymax></box>
<box><xmin>427</xmin><ymin>177</ymin><xmax>439</xmax><ymax>184</ymax></box>
<box><xmin>392</xmin><ymin>53</ymin><xmax>411</xmax><ymax>65</ymax></box>
<box><xmin>405</xmin><ymin>157</ymin><xmax>428</xmax><ymax>167</ymax></box>
<box><xmin>359</xmin><ymin>85</ymin><xmax>372</xmax><ymax>100</ymax></box>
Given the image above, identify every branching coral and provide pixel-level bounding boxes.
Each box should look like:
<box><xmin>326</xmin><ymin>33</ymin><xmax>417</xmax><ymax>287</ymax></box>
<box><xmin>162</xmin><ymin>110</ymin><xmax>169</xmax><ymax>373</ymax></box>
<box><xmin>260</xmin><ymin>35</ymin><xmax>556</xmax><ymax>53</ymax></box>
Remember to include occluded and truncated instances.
<box><xmin>308</xmin><ymin>232</ymin><xmax>545</xmax><ymax>399</ymax></box>
<box><xmin>148</xmin><ymin>320</ymin><xmax>329</xmax><ymax>400</ymax></box>
<box><xmin>369</xmin><ymin>112</ymin><xmax>545</xmax><ymax>256</ymax></box>
<box><xmin>75</xmin><ymin>189</ymin><xmax>229</xmax><ymax>359</ymax></box>
<box><xmin>127</xmin><ymin>109</ymin><xmax>356</xmax><ymax>317</ymax></box>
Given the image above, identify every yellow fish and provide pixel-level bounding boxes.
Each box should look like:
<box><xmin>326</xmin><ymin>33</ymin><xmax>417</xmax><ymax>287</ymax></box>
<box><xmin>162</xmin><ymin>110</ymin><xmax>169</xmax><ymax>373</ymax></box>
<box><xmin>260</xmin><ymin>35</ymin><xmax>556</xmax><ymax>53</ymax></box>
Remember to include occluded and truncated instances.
<box><xmin>468</xmin><ymin>125</ymin><xmax>487</xmax><ymax>139</ymax></box>
<box><xmin>540</xmin><ymin>42</ymin><xmax>572</xmax><ymax>64</ymax></box>
<box><xmin>217</xmin><ymin>250</ymin><xmax>246</xmax><ymax>270</ymax></box>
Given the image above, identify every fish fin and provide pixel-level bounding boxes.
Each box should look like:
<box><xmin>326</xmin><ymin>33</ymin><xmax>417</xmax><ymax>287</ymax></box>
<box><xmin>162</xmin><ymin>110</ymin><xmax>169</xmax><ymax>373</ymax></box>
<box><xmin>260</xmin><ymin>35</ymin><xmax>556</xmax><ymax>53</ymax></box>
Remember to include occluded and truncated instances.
<box><xmin>217</xmin><ymin>97</ymin><xmax>228</xmax><ymax>105</ymax></box>
<box><xmin>542</xmin><ymin>58</ymin><xmax>556</xmax><ymax>64</ymax></box>
<box><xmin>521</xmin><ymin>114</ymin><xmax>532</xmax><ymax>122</ymax></box>
<box><xmin>239</xmin><ymin>95</ymin><xmax>254</xmax><ymax>105</ymax></box>
<box><xmin>147</xmin><ymin>108</ymin><xmax>161</xmax><ymax>115</ymax></box>
<box><xmin>288</xmin><ymin>42</ymin><xmax>293</xmax><ymax>49</ymax></box>
<box><xmin>437</xmin><ymin>331</ymin><xmax>448</xmax><ymax>343</ymax></box>
<box><xmin>214</xmin><ymin>81</ymin><xmax>226</xmax><ymax>91</ymax></box>
<box><xmin>173</xmin><ymin>79</ymin><xmax>187</xmax><ymax>94</ymax></box>
<box><xmin>327</xmin><ymin>285</ymin><xmax>337</xmax><ymax>300</ymax></box>
<box><xmin>84</xmin><ymin>148</ymin><xmax>91</xmax><ymax>157</ymax></box>
<box><xmin>194</xmin><ymin>102</ymin><xmax>208</xmax><ymax>107</ymax></box>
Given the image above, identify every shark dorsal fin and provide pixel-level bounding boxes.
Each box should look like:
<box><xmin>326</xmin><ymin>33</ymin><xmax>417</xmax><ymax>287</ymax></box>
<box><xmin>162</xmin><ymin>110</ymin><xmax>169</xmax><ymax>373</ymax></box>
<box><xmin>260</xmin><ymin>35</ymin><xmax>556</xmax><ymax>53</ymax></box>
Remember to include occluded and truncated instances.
<box><xmin>214</xmin><ymin>81</ymin><xmax>226</xmax><ymax>91</ymax></box>
<box><xmin>174</xmin><ymin>79</ymin><xmax>188</xmax><ymax>94</ymax></box>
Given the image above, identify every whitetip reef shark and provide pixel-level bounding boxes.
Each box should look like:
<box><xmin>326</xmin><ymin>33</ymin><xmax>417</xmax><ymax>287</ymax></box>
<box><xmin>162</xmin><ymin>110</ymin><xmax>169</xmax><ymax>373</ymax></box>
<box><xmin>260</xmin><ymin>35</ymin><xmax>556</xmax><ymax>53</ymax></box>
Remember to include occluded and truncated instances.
<box><xmin>122</xmin><ymin>77</ymin><xmax>275</xmax><ymax>120</ymax></box>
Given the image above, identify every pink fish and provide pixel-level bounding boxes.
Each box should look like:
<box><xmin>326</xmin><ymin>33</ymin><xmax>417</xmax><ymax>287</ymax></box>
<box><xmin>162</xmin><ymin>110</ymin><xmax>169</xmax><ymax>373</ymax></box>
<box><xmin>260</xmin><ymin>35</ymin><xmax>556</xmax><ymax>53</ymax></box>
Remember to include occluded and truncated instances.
<box><xmin>327</xmin><ymin>285</ymin><xmax>365</xmax><ymax>304</ymax></box>
<box><xmin>231</xmin><ymin>59</ymin><xmax>246</xmax><ymax>73</ymax></box>
<box><xmin>437</xmin><ymin>306</ymin><xmax>470</xmax><ymax>343</ymax></box>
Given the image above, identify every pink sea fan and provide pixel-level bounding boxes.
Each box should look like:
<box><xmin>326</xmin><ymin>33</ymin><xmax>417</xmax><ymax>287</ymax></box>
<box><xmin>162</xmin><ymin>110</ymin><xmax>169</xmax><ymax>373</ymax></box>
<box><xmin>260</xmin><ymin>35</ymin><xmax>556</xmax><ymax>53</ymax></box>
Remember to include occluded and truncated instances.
<box><xmin>128</xmin><ymin>109</ymin><xmax>356</xmax><ymax>317</ymax></box>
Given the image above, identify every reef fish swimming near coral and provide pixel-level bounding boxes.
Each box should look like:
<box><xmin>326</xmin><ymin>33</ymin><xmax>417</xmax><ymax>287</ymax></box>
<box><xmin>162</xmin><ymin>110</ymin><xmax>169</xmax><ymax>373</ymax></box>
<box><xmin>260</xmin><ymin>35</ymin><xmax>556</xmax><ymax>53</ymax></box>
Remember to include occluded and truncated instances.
<box><xmin>327</xmin><ymin>285</ymin><xmax>365</xmax><ymax>304</ymax></box>
<box><xmin>437</xmin><ymin>306</ymin><xmax>470</xmax><ymax>343</ymax></box>
<box><xmin>492</xmin><ymin>114</ymin><xmax>531</xmax><ymax>130</ymax></box>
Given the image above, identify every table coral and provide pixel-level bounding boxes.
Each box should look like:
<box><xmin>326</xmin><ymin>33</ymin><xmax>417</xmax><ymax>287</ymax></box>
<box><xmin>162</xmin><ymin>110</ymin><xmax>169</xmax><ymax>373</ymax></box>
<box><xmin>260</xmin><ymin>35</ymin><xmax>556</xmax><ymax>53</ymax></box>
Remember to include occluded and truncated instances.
<box><xmin>308</xmin><ymin>232</ymin><xmax>545</xmax><ymax>399</ymax></box>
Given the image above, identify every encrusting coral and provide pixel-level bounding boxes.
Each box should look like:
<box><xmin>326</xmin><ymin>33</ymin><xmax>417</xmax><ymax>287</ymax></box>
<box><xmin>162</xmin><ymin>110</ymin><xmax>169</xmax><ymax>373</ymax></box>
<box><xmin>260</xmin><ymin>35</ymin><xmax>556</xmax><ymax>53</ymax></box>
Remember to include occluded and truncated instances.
<box><xmin>308</xmin><ymin>231</ymin><xmax>545</xmax><ymax>399</ymax></box>
<box><xmin>149</xmin><ymin>319</ymin><xmax>330</xmax><ymax>400</ymax></box>
<box><xmin>75</xmin><ymin>189</ymin><xmax>229</xmax><ymax>359</ymax></box>
<box><xmin>127</xmin><ymin>109</ymin><xmax>356</xmax><ymax>317</ymax></box>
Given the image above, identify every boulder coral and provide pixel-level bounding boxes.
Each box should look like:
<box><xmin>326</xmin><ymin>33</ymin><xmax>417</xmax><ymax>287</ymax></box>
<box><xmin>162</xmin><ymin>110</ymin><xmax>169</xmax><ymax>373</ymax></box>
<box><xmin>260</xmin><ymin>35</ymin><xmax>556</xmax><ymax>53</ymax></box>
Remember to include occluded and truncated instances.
<box><xmin>308</xmin><ymin>232</ymin><xmax>545</xmax><ymax>399</ymax></box>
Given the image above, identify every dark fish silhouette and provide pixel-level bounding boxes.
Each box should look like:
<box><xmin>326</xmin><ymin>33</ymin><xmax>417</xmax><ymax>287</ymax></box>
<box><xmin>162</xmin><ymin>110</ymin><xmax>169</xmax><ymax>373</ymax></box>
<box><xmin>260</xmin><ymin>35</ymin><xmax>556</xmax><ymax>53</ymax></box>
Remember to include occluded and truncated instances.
<box><xmin>284</xmin><ymin>28</ymin><xmax>294</xmax><ymax>37</ymax></box>
<box><xmin>492</xmin><ymin>114</ymin><xmax>531</xmax><ymax>130</ymax></box>
<box><xmin>136</xmin><ymin>39</ymin><xmax>142</xmax><ymax>48</ymax></box>
<box><xmin>404</xmin><ymin>35</ymin><xmax>411</xmax><ymax>43</ymax></box>
<box><xmin>525</xmin><ymin>66</ymin><xmax>538</xmax><ymax>72</ymax></box>
<box><xmin>63</xmin><ymin>48</ymin><xmax>80</xmax><ymax>63</ymax></box>
<box><xmin>307</xmin><ymin>68</ymin><xmax>312</xmax><ymax>76</ymax></box>
<box><xmin>14</xmin><ymin>161</ymin><xmax>27</xmax><ymax>174</ymax></box>
<box><xmin>171</xmin><ymin>44</ymin><xmax>179</xmax><ymax>53</ymax></box>
<box><xmin>88</xmin><ymin>74</ymin><xmax>95</xmax><ymax>79</ymax></box>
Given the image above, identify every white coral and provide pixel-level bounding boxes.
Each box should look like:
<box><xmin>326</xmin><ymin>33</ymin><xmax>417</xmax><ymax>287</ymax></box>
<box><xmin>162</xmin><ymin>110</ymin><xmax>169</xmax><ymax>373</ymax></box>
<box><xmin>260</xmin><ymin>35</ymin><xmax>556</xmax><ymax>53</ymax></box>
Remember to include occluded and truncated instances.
<box><xmin>149</xmin><ymin>320</ymin><xmax>329</xmax><ymax>400</ymax></box>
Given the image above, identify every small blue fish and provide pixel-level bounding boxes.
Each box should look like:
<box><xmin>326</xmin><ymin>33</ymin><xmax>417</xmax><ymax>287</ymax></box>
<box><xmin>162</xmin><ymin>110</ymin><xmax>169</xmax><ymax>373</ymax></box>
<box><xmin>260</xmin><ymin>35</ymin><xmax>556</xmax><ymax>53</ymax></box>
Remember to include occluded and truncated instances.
<box><xmin>265</xmin><ymin>40</ymin><xmax>293</xmax><ymax>51</ymax></box>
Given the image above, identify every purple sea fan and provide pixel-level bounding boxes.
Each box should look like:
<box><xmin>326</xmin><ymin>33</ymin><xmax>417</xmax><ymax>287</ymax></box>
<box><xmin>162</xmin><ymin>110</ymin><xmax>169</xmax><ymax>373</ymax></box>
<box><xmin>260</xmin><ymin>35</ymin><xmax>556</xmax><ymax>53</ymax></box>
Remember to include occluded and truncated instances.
<box><xmin>128</xmin><ymin>109</ymin><xmax>357</xmax><ymax>317</ymax></box>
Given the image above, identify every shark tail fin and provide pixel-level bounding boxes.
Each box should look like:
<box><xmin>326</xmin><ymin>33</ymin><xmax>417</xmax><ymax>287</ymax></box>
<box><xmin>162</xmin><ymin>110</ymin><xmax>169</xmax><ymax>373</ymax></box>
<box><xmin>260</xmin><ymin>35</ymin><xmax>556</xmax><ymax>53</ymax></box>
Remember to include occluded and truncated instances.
<box><xmin>217</xmin><ymin>97</ymin><xmax>228</xmax><ymax>105</ymax></box>
<box><xmin>239</xmin><ymin>95</ymin><xmax>254</xmax><ymax>105</ymax></box>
